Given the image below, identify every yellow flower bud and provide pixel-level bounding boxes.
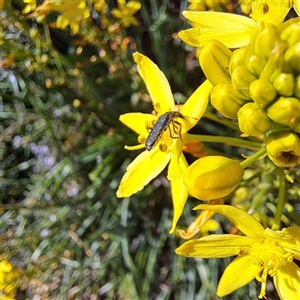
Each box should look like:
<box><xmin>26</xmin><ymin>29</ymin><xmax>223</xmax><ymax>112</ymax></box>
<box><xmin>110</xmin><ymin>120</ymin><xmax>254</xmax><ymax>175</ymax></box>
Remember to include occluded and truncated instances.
<box><xmin>199</xmin><ymin>39</ymin><xmax>232</xmax><ymax>86</ymax></box>
<box><xmin>284</xmin><ymin>42</ymin><xmax>300</xmax><ymax>74</ymax></box>
<box><xmin>267</xmin><ymin>130</ymin><xmax>300</xmax><ymax>167</ymax></box>
<box><xmin>249</xmin><ymin>79</ymin><xmax>277</xmax><ymax>108</ymax></box>
<box><xmin>210</xmin><ymin>83</ymin><xmax>248</xmax><ymax>119</ymax></box>
<box><xmin>266</xmin><ymin>96</ymin><xmax>300</xmax><ymax>131</ymax></box>
<box><xmin>254</xmin><ymin>23</ymin><xmax>281</xmax><ymax>59</ymax></box>
<box><xmin>229</xmin><ymin>47</ymin><xmax>247</xmax><ymax>75</ymax></box>
<box><xmin>231</xmin><ymin>66</ymin><xmax>257</xmax><ymax>99</ymax></box>
<box><xmin>184</xmin><ymin>156</ymin><xmax>244</xmax><ymax>200</ymax></box>
<box><xmin>273</xmin><ymin>73</ymin><xmax>295</xmax><ymax>97</ymax></box>
<box><xmin>237</xmin><ymin>102</ymin><xmax>273</xmax><ymax>136</ymax></box>
<box><xmin>280</xmin><ymin>21</ymin><xmax>300</xmax><ymax>48</ymax></box>
<box><xmin>246</xmin><ymin>54</ymin><xmax>267</xmax><ymax>77</ymax></box>
<box><xmin>294</xmin><ymin>75</ymin><xmax>300</xmax><ymax>99</ymax></box>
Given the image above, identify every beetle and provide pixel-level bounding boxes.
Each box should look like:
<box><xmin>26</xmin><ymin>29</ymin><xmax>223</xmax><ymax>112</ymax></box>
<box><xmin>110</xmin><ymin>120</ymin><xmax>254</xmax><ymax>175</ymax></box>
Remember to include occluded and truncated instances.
<box><xmin>145</xmin><ymin>111</ymin><xmax>187</xmax><ymax>151</ymax></box>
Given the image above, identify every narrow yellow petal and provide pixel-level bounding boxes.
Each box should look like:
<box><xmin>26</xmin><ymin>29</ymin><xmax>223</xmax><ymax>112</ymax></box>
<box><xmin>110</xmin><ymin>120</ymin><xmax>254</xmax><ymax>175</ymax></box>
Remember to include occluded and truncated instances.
<box><xmin>273</xmin><ymin>262</ymin><xmax>300</xmax><ymax>300</ymax></box>
<box><xmin>217</xmin><ymin>255</ymin><xmax>259</xmax><ymax>297</ymax></box>
<box><xmin>180</xmin><ymin>11</ymin><xmax>257</xmax><ymax>48</ymax></box>
<box><xmin>180</xmin><ymin>80</ymin><xmax>212</xmax><ymax>133</ymax></box>
<box><xmin>119</xmin><ymin>112</ymin><xmax>156</xmax><ymax>135</ymax></box>
<box><xmin>168</xmin><ymin>139</ymin><xmax>184</xmax><ymax>181</ymax></box>
<box><xmin>193</xmin><ymin>205</ymin><xmax>265</xmax><ymax>239</ymax></box>
<box><xmin>175</xmin><ymin>234</ymin><xmax>253</xmax><ymax>258</ymax></box>
<box><xmin>116</xmin><ymin>149</ymin><xmax>171</xmax><ymax>197</ymax></box>
<box><xmin>133</xmin><ymin>52</ymin><xmax>175</xmax><ymax>114</ymax></box>
<box><xmin>169</xmin><ymin>154</ymin><xmax>189</xmax><ymax>234</ymax></box>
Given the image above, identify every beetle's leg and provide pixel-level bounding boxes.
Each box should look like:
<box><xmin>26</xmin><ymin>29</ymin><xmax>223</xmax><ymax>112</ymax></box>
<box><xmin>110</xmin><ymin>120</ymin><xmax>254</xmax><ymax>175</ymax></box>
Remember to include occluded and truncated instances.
<box><xmin>168</xmin><ymin>120</ymin><xmax>182</xmax><ymax>139</ymax></box>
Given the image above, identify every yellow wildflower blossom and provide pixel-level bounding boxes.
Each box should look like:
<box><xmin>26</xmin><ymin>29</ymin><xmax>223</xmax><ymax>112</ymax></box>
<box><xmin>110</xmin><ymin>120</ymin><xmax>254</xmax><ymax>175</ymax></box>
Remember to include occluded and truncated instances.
<box><xmin>179</xmin><ymin>0</ymin><xmax>300</xmax><ymax>49</ymax></box>
<box><xmin>176</xmin><ymin>205</ymin><xmax>300</xmax><ymax>299</ymax></box>
<box><xmin>0</xmin><ymin>259</ymin><xmax>22</xmax><ymax>299</ymax></box>
<box><xmin>22</xmin><ymin>0</ymin><xmax>37</xmax><ymax>14</ymax></box>
<box><xmin>55</xmin><ymin>1</ymin><xmax>90</xmax><ymax>34</ymax></box>
<box><xmin>117</xmin><ymin>52</ymin><xmax>213</xmax><ymax>233</ymax></box>
<box><xmin>111</xmin><ymin>0</ymin><xmax>141</xmax><ymax>28</ymax></box>
<box><xmin>27</xmin><ymin>0</ymin><xmax>90</xmax><ymax>33</ymax></box>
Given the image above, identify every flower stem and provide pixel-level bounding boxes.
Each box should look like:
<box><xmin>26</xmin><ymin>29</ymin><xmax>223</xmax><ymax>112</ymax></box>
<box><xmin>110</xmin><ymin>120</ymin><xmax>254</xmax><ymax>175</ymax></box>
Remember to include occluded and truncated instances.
<box><xmin>187</xmin><ymin>134</ymin><xmax>262</xmax><ymax>150</ymax></box>
<box><xmin>240</xmin><ymin>147</ymin><xmax>267</xmax><ymax>168</ymax></box>
<box><xmin>272</xmin><ymin>168</ymin><xmax>286</xmax><ymax>231</ymax></box>
<box><xmin>203</xmin><ymin>111</ymin><xmax>240</xmax><ymax>131</ymax></box>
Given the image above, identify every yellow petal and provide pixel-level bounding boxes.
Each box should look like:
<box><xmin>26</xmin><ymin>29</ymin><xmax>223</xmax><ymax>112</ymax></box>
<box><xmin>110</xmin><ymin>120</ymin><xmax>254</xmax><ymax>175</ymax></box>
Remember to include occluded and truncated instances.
<box><xmin>133</xmin><ymin>52</ymin><xmax>175</xmax><ymax>114</ymax></box>
<box><xmin>193</xmin><ymin>205</ymin><xmax>265</xmax><ymax>239</ymax></box>
<box><xmin>217</xmin><ymin>255</ymin><xmax>259</xmax><ymax>297</ymax></box>
<box><xmin>180</xmin><ymin>80</ymin><xmax>212</xmax><ymax>133</ymax></box>
<box><xmin>168</xmin><ymin>139</ymin><xmax>184</xmax><ymax>180</ymax></box>
<box><xmin>273</xmin><ymin>262</ymin><xmax>300</xmax><ymax>299</ymax></box>
<box><xmin>180</xmin><ymin>11</ymin><xmax>257</xmax><ymax>48</ymax></box>
<box><xmin>116</xmin><ymin>149</ymin><xmax>171</xmax><ymax>197</ymax></box>
<box><xmin>126</xmin><ymin>0</ymin><xmax>141</xmax><ymax>12</ymax></box>
<box><xmin>264</xmin><ymin>227</ymin><xmax>300</xmax><ymax>259</ymax></box>
<box><xmin>175</xmin><ymin>234</ymin><xmax>253</xmax><ymax>258</ymax></box>
<box><xmin>119</xmin><ymin>112</ymin><xmax>156</xmax><ymax>135</ymax></box>
<box><xmin>169</xmin><ymin>154</ymin><xmax>189</xmax><ymax>234</ymax></box>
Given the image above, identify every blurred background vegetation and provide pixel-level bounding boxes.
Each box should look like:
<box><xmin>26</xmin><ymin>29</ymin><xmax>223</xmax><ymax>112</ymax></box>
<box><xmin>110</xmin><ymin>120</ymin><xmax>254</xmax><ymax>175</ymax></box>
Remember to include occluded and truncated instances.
<box><xmin>1</xmin><ymin>1</ymin><xmax>297</xmax><ymax>299</ymax></box>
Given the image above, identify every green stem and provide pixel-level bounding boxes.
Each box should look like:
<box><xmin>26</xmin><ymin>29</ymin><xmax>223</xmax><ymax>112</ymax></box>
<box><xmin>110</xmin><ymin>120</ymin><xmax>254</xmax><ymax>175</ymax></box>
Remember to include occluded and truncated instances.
<box><xmin>203</xmin><ymin>110</ymin><xmax>240</xmax><ymax>131</ymax></box>
<box><xmin>187</xmin><ymin>134</ymin><xmax>263</xmax><ymax>150</ymax></box>
<box><xmin>240</xmin><ymin>147</ymin><xmax>267</xmax><ymax>168</ymax></box>
<box><xmin>272</xmin><ymin>168</ymin><xmax>286</xmax><ymax>231</ymax></box>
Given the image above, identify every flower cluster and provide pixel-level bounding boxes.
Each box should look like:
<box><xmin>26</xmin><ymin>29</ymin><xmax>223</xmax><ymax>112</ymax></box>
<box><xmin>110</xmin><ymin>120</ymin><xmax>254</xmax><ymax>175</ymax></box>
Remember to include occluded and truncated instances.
<box><xmin>186</xmin><ymin>10</ymin><xmax>300</xmax><ymax>167</ymax></box>
<box><xmin>22</xmin><ymin>0</ymin><xmax>141</xmax><ymax>33</ymax></box>
<box><xmin>116</xmin><ymin>1</ymin><xmax>300</xmax><ymax>299</ymax></box>
<box><xmin>0</xmin><ymin>259</ymin><xmax>22</xmax><ymax>300</ymax></box>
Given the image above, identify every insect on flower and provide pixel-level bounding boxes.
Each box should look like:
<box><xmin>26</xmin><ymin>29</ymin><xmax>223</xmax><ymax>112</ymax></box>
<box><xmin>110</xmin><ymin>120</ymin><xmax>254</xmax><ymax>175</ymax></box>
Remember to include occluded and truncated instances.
<box><xmin>145</xmin><ymin>111</ymin><xmax>188</xmax><ymax>151</ymax></box>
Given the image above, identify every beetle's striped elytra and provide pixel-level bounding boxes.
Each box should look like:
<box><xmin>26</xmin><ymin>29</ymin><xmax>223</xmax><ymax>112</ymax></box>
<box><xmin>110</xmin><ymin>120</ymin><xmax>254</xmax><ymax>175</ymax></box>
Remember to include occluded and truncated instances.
<box><xmin>145</xmin><ymin>111</ymin><xmax>187</xmax><ymax>151</ymax></box>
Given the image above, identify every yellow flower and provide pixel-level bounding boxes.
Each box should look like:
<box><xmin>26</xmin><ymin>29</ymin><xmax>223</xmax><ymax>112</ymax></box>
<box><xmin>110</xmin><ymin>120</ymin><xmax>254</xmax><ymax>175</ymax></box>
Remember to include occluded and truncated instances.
<box><xmin>244</xmin><ymin>0</ymin><xmax>298</xmax><ymax>25</ymax></box>
<box><xmin>28</xmin><ymin>0</ymin><xmax>90</xmax><ymax>33</ymax></box>
<box><xmin>176</xmin><ymin>205</ymin><xmax>300</xmax><ymax>299</ymax></box>
<box><xmin>179</xmin><ymin>1</ymin><xmax>300</xmax><ymax>49</ymax></box>
<box><xmin>0</xmin><ymin>259</ymin><xmax>22</xmax><ymax>298</ymax></box>
<box><xmin>55</xmin><ymin>1</ymin><xmax>90</xmax><ymax>34</ymax></box>
<box><xmin>111</xmin><ymin>0</ymin><xmax>141</xmax><ymax>28</ymax></box>
<box><xmin>117</xmin><ymin>52</ymin><xmax>213</xmax><ymax>233</ymax></box>
<box><xmin>22</xmin><ymin>0</ymin><xmax>37</xmax><ymax>14</ymax></box>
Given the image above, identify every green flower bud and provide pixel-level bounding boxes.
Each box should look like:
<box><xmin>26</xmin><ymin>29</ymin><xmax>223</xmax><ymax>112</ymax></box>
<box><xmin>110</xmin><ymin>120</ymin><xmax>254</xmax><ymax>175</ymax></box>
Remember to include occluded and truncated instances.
<box><xmin>184</xmin><ymin>156</ymin><xmax>244</xmax><ymax>200</ymax></box>
<box><xmin>294</xmin><ymin>75</ymin><xmax>300</xmax><ymax>99</ymax></box>
<box><xmin>254</xmin><ymin>23</ymin><xmax>281</xmax><ymax>59</ymax></box>
<box><xmin>280</xmin><ymin>22</ymin><xmax>300</xmax><ymax>48</ymax></box>
<box><xmin>210</xmin><ymin>83</ymin><xmax>248</xmax><ymax>119</ymax></box>
<box><xmin>246</xmin><ymin>54</ymin><xmax>267</xmax><ymax>77</ymax></box>
<box><xmin>249</xmin><ymin>79</ymin><xmax>277</xmax><ymax>108</ymax></box>
<box><xmin>273</xmin><ymin>73</ymin><xmax>295</xmax><ymax>96</ymax></box>
<box><xmin>284</xmin><ymin>42</ymin><xmax>300</xmax><ymax>75</ymax></box>
<box><xmin>266</xmin><ymin>96</ymin><xmax>300</xmax><ymax>130</ymax></box>
<box><xmin>267</xmin><ymin>130</ymin><xmax>300</xmax><ymax>167</ymax></box>
<box><xmin>231</xmin><ymin>66</ymin><xmax>257</xmax><ymax>99</ymax></box>
<box><xmin>229</xmin><ymin>47</ymin><xmax>247</xmax><ymax>75</ymax></box>
<box><xmin>238</xmin><ymin>102</ymin><xmax>273</xmax><ymax>136</ymax></box>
